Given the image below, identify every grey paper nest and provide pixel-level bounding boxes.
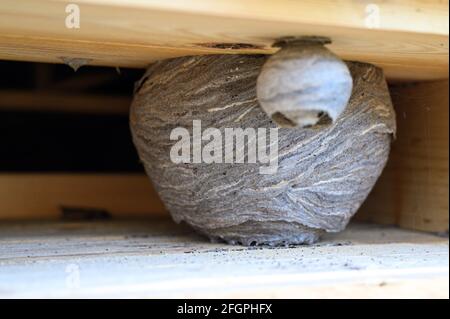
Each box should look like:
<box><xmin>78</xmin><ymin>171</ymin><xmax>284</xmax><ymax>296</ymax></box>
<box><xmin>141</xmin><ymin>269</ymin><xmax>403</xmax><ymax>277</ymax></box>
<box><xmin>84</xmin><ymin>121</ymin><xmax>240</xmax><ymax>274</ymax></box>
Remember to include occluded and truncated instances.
<box><xmin>130</xmin><ymin>55</ymin><xmax>396</xmax><ymax>246</ymax></box>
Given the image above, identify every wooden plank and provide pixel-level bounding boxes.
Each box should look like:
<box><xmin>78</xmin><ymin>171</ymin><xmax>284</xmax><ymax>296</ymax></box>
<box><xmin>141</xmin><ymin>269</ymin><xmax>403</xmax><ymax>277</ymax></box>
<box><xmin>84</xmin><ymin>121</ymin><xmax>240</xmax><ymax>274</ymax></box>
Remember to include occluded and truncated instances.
<box><xmin>0</xmin><ymin>220</ymin><xmax>447</xmax><ymax>298</ymax></box>
<box><xmin>358</xmin><ymin>80</ymin><xmax>449</xmax><ymax>233</ymax></box>
<box><xmin>0</xmin><ymin>0</ymin><xmax>448</xmax><ymax>80</ymax></box>
<box><xmin>0</xmin><ymin>174</ymin><xmax>167</xmax><ymax>220</ymax></box>
<box><xmin>0</xmin><ymin>90</ymin><xmax>131</xmax><ymax>114</ymax></box>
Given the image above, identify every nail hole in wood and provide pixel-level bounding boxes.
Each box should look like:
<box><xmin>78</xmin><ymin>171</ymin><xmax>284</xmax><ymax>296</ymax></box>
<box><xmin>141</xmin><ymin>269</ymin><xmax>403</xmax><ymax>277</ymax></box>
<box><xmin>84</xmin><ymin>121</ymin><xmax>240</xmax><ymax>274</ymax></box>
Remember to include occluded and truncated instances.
<box><xmin>196</xmin><ymin>42</ymin><xmax>263</xmax><ymax>50</ymax></box>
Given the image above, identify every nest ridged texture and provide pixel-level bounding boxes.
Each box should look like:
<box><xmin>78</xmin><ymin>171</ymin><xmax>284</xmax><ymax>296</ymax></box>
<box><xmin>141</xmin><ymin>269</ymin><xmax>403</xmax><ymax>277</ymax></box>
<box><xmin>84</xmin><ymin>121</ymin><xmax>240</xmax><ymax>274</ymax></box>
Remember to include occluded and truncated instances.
<box><xmin>130</xmin><ymin>55</ymin><xmax>396</xmax><ymax>246</ymax></box>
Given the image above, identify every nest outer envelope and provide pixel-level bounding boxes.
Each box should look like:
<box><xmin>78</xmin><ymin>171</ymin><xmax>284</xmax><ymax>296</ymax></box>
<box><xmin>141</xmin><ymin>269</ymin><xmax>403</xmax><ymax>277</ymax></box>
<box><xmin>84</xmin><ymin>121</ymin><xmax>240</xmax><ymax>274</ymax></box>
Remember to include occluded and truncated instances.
<box><xmin>257</xmin><ymin>44</ymin><xmax>353</xmax><ymax>128</ymax></box>
<box><xmin>130</xmin><ymin>55</ymin><xmax>396</xmax><ymax>246</ymax></box>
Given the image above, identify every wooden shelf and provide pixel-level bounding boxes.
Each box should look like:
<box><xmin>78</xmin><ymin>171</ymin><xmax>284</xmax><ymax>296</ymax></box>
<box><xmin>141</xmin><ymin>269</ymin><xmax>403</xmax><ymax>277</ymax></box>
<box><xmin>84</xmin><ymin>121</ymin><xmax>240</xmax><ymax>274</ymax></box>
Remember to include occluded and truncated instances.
<box><xmin>0</xmin><ymin>174</ymin><xmax>166</xmax><ymax>220</ymax></box>
<box><xmin>0</xmin><ymin>220</ymin><xmax>448</xmax><ymax>298</ymax></box>
<box><xmin>0</xmin><ymin>0</ymin><xmax>448</xmax><ymax>80</ymax></box>
<box><xmin>357</xmin><ymin>80</ymin><xmax>449</xmax><ymax>233</ymax></box>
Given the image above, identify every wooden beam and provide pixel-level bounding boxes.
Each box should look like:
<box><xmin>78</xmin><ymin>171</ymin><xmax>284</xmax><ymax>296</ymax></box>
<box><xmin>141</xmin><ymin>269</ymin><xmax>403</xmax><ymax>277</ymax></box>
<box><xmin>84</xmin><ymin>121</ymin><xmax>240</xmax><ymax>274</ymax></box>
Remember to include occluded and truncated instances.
<box><xmin>0</xmin><ymin>0</ymin><xmax>448</xmax><ymax>81</ymax></box>
<box><xmin>358</xmin><ymin>80</ymin><xmax>449</xmax><ymax>233</ymax></box>
<box><xmin>0</xmin><ymin>174</ymin><xmax>167</xmax><ymax>220</ymax></box>
<box><xmin>0</xmin><ymin>90</ymin><xmax>130</xmax><ymax>114</ymax></box>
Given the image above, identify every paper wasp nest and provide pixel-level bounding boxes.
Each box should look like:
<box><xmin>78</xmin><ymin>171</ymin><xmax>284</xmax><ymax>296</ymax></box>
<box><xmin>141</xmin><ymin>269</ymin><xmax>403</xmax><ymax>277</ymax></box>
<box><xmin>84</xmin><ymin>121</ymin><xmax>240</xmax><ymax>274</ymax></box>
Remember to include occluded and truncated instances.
<box><xmin>130</xmin><ymin>54</ymin><xmax>396</xmax><ymax>245</ymax></box>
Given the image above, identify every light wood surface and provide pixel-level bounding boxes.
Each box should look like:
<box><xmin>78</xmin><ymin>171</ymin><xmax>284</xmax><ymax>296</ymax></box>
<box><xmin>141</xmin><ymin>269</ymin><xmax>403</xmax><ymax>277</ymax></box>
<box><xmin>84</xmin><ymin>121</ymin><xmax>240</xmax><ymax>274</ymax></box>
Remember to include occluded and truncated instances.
<box><xmin>0</xmin><ymin>220</ymin><xmax>447</xmax><ymax>298</ymax></box>
<box><xmin>0</xmin><ymin>0</ymin><xmax>448</xmax><ymax>80</ymax></box>
<box><xmin>358</xmin><ymin>80</ymin><xmax>449</xmax><ymax>233</ymax></box>
<box><xmin>0</xmin><ymin>174</ymin><xmax>166</xmax><ymax>220</ymax></box>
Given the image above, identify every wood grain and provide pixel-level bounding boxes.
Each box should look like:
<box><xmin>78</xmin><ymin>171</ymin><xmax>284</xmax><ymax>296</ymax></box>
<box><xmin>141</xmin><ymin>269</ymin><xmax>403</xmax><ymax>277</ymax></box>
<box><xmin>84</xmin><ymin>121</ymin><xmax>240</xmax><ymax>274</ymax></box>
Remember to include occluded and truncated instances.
<box><xmin>0</xmin><ymin>90</ymin><xmax>131</xmax><ymax>114</ymax></box>
<box><xmin>0</xmin><ymin>174</ymin><xmax>167</xmax><ymax>220</ymax></box>
<box><xmin>0</xmin><ymin>0</ymin><xmax>448</xmax><ymax>80</ymax></box>
<box><xmin>358</xmin><ymin>80</ymin><xmax>449</xmax><ymax>233</ymax></box>
<box><xmin>0</xmin><ymin>220</ymin><xmax>447</xmax><ymax>298</ymax></box>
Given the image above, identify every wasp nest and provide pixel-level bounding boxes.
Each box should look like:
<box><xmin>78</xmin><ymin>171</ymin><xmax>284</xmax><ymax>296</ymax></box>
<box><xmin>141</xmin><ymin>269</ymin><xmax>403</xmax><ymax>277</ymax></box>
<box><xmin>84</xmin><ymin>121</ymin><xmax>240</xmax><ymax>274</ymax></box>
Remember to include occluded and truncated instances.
<box><xmin>130</xmin><ymin>54</ymin><xmax>396</xmax><ymax>246</ymax></box>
